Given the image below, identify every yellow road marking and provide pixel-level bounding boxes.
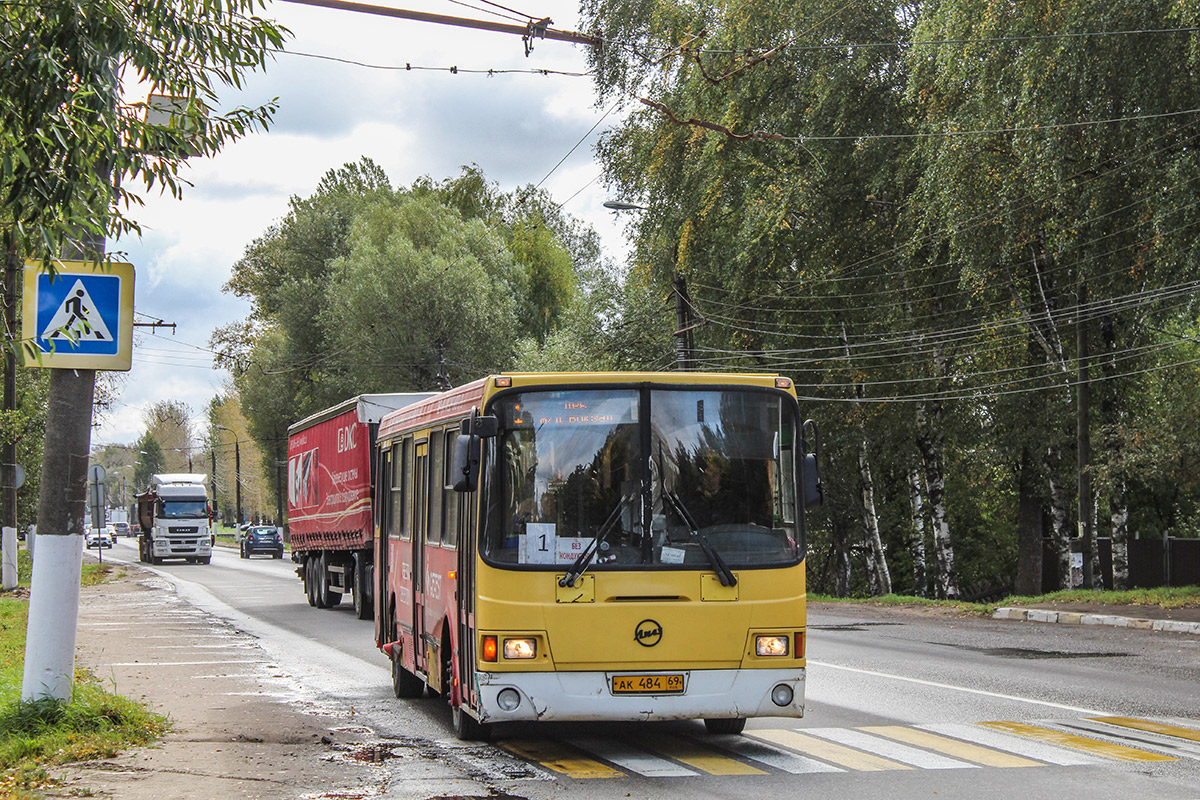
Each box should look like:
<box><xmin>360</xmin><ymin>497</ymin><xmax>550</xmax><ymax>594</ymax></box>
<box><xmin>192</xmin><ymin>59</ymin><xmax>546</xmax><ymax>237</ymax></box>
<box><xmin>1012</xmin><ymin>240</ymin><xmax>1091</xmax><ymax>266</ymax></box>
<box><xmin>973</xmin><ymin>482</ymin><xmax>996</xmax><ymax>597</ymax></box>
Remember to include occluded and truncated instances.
<box><xmin>641</xmin><ymin>735</ymin><xmax>766</xmax><ymax>775</ymax></box>
<box><xmin>751</xmin><ymin>729</ymin><xmax>913</xmax><ymax>771</ymax></box>
<box><xmin>1090</xmin><ymin>717</ymin><xmax>1200</xmax><ymax>744</ymax></box>
<box><xmin>863</xmin><ymin>726</ymin><xmax>1041</xmax><ymax>768</ymax></box>
<box><xmin>500</xmin><ymin>739</ymin><xmax>623</xmax><ymax>779</ymax></box>
<box><xmin>979</xmin><ymin>721</ymin><xmax>1177</xmax><ymax>762</ymax></box>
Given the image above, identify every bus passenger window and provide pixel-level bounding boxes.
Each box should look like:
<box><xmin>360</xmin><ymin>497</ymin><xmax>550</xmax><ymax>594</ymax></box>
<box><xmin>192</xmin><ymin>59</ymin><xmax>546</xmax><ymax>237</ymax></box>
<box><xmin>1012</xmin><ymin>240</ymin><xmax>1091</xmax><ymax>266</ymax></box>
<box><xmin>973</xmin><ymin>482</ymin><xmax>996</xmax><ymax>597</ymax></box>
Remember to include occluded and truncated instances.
<box><xmin>443</xmin><ymin>429</ymin><xmax>459</xmax><ymax>548</ymax></box>
<box><xmin>429</xmin><ymin>433</ymin><xmax>444</xmax><ymax>546</ymax></box>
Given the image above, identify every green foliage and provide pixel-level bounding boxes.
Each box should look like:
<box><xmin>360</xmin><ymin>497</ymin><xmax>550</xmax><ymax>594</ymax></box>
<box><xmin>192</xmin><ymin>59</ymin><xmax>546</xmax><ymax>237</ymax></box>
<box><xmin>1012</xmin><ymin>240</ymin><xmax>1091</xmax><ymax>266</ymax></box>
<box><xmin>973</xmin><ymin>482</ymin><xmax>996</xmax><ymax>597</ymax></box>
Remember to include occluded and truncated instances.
<box><xmin>582</xmin><ymin>0</ymin><xmax>1200</xmax><ymax>596</ymax></box>
<box><xmin>132</xmin><ymin>433</ymin><xmax>164</xmax><ymax>490</ymax></box>
<box><xmin>217</xmin><ymin>161</ymin><xmax>632</xmax><ymax>475</ymax></box>
<box><xmin>0</xmin><ymin>0</ymin><xmax>287</xmax><ymax>266</ymax></box>
<box><xmin>0</xmin><ymin>367</ymin><xmax>47</xmax><ymax>530</ymax></box>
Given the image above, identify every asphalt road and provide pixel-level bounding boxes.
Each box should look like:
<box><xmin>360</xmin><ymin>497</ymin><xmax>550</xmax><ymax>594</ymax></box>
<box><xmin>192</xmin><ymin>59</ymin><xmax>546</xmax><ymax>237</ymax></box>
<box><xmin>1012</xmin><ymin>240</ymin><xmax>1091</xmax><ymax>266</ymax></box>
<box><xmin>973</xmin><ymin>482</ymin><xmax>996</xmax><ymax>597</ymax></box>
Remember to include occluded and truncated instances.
<box><xmin>97</xmin><ymin>537</ymin><xmax>1200</xmax><ymax>800</ymax></box>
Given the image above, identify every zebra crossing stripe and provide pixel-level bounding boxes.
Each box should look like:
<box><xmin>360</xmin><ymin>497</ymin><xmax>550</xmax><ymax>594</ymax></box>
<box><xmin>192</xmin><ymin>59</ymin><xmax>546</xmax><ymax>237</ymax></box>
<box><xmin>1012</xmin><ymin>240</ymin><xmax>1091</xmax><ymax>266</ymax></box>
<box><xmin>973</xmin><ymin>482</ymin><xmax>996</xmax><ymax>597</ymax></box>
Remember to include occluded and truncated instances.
<box><xmin>567</xmin><ymin>738</ymin><xmax>700</xmax><ymax>777</ymax></box>
<box><xmin>750</xmin><ymin>729</ymin><xmax>913</xmax><ymax>771</ymax></box>
<box><xmin>919</xmin><ymin>723</ymin><xmax>1103</xmax><ymax>765</ymax></box>
<box><xmin>640</xmin><ymin>735</ymin><xmax>767</xmax><ymax>775</ymax></box>
<box><xmin>500</xmin><ymin>739</ymin><xmax>621</xmax><ymax>779</ymax></box>
<box><xmin>805</xmin><ymin>728</ymin><xmax>976</xmax><ymax>770</ymax></box>
<box><xmin>1059</xmin><ymin>719</ymin><xmax>1200</xmax><ymax>760</ymax></box>
<box><xmin>707</xmin><ymin>733</ymin><xmax>845</xmax><ymax>774</ymax></box>
<box><xmin>863</xmin><ymin>725</ymin><xmax>1042</xmax><ymax>768</ymax></box>
<box><xmin>1091</xmin><ymin>717</ymin><xmax>1200</xmax><ymax>744</ymax></box>
<box><xmin>978</xmin><ymin>721</ymin><xmax>1177</xmax><ymax>762</ymax></box>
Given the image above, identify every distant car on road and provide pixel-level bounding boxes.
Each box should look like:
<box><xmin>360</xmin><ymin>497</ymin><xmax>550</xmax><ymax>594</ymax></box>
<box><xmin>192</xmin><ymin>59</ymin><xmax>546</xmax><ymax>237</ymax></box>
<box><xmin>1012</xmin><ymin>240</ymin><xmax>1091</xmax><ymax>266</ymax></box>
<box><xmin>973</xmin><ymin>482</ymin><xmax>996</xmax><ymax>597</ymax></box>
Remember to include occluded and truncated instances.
<box><xmin>86</xmin><ymin>529</ymin><xmax>113</xmax><ymax>549</ymax></box>
<box><xmin>241</xmin><ymin>526</ymin><xmax>284</xmax><ymax>559</ymax></box>
<box><xmin>111</xmin><ymin>521</ymin><xmax>131</xmax><ymax>538</ymax></box>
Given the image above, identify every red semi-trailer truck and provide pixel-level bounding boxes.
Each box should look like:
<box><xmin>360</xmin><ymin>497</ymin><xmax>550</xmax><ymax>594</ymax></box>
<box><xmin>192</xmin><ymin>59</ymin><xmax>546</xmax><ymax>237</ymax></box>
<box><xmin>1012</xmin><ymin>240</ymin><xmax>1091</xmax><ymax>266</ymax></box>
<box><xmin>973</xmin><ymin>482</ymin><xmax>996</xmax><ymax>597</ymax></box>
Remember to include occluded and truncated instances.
<box><xmin>288</xmin><ymin>393</ymin><xmax>434</xmax><ymax>619</ymax></box>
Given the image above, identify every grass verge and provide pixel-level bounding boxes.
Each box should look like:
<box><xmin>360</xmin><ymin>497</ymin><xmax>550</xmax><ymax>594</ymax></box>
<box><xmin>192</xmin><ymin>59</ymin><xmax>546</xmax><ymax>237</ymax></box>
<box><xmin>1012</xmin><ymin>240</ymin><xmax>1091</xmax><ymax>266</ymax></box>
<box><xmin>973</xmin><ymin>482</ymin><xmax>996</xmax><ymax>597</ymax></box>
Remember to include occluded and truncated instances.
<box><xmin>810</xmin><ymin>585</ymin><xmax>1200</xmax><ymax>614</ymax></box>
<box><xmin>0</xmin><ymin>550</ymin><xmax>169</xmax><ymax>799</ymax></box>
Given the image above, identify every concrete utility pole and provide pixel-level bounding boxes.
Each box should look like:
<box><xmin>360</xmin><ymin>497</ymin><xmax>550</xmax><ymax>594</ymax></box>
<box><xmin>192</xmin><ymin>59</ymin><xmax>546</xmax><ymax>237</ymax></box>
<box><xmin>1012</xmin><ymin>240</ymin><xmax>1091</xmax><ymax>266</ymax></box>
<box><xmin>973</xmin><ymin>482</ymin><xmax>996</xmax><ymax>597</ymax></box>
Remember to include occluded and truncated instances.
<box><xmin>22</xmin><ymin>364</ymin><xmax>95</xmax><ymax>700</ymax></box>
<box><xmin>216</xmin><ymin>426</ymin><xmax>242</xmax><ymax>531</ymax></box>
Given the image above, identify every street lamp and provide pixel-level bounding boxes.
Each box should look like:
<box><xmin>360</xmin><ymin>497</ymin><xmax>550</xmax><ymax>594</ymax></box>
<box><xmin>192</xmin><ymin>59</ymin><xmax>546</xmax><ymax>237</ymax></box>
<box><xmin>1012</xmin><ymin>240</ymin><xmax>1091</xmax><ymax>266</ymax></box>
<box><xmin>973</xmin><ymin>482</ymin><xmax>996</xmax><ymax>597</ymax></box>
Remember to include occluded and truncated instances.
<box><xmin>603</xmin><ymin>200</ymin><xmax>648</xmax><ymax>211</ymax></box>
<box><xmin>215</xmin><ymin>426</ymin><xmax>241</xmax><ymax>533</ymax></box>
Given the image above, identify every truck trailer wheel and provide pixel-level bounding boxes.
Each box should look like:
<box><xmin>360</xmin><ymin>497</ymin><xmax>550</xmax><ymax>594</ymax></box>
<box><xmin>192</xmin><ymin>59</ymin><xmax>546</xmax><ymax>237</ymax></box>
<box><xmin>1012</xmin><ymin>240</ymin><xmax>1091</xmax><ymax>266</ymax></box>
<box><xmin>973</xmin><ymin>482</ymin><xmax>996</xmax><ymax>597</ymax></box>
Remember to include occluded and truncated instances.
<box><xmin>305</xmin><ymin>558</ymin><xmax>318</xmax><ymax>607</ymax></box>
<box><xmin>353</xmin><ymin>555</ymin><xmax>372</xmax><ymax>621</ymax></box>
<box><xmin>319</xmin><ymin>553</ymin><xmax>342</xmax><ymax>608</ymax></box>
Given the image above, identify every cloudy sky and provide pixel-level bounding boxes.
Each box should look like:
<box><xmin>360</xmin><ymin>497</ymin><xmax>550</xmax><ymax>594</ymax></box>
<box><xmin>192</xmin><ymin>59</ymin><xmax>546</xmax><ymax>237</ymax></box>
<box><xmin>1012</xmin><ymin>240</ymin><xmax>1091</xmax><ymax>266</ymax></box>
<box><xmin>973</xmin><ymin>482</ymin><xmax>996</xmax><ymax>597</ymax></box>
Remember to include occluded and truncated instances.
<box><xmin>96</xmin><ymin>0</ymin><xmax>632</xmax><ymax>446</ymax></box>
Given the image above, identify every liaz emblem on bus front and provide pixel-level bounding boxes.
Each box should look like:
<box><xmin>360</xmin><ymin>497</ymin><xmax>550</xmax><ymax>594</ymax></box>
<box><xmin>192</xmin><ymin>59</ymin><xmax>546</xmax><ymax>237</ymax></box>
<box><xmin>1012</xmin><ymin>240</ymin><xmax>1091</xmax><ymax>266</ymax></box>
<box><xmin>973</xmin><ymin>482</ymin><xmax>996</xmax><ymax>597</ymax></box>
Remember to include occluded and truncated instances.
<box><xmin>634</xmin><ymin>618</ymin><xmax>663</xmax><ymax>647</ymax></box>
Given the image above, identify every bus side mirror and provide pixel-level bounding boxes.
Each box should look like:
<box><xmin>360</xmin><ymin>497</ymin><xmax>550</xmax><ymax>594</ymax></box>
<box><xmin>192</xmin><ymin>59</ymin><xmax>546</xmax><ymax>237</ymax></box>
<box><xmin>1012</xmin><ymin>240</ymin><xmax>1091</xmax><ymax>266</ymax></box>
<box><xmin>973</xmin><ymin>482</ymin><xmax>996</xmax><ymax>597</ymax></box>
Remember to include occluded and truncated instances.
<box><xmin>452</xmin><ymin>434</ymin><xmax>481</xmax><ymax>493</ymax></box>
<box><xmin>803</xmin><ymin>452</ymin><xmax>824</xmax><ymax>508</ymax></box>
<box><xmin>801</xmin><ymin>419</ymin><xmax>824</xmax><ymax>509</ymax></box>
<box><xmin>452</xmin><ymin>414</ymin><xmax>497</xmax><ymax>493</ymax></box>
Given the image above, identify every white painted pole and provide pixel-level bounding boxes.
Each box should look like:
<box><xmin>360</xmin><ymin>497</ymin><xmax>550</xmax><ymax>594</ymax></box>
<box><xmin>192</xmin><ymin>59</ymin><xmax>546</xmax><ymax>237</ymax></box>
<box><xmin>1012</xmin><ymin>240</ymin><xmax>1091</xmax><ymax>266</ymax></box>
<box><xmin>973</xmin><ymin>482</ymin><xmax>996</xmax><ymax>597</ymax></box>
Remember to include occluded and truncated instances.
<box><xmin>1</xmin><ymin>526</ymin><xmax>16</xmax><ymax>589</ymax></box>
<box><xmin>21</xmin><ymin>533</ymin><xmax>83</xmax><ymax>701</ymax></box>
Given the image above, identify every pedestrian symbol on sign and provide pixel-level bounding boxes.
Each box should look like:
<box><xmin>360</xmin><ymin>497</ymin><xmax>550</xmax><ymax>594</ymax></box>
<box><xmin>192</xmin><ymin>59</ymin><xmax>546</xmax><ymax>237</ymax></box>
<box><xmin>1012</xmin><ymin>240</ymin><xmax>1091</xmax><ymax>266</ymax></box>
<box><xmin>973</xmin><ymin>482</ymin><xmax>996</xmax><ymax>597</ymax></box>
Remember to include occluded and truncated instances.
<box><xmin>40</xmin><ymin>279</ymin><xmax>114</xmax><ymax>342</ymax></box>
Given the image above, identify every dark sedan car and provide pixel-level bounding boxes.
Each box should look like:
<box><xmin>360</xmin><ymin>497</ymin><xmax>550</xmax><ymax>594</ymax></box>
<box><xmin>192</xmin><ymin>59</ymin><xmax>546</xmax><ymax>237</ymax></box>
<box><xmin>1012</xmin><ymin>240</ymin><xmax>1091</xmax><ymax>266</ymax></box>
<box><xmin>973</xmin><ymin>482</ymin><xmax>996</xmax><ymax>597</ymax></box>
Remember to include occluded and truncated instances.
<box><xmin>240</xmin><ymin>526</ymin><xmax>284</xmax><ymax>559</ymax></box>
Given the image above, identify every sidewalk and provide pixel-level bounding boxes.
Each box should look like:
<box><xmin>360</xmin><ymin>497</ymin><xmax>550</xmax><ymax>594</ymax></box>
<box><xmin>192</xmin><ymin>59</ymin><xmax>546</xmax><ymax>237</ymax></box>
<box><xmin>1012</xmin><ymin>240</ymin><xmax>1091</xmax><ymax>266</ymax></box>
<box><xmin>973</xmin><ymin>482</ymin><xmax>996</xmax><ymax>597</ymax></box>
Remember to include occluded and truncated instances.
<box><xmin>46</xmin><ymin>566</ymin><xmax>385</xmax><ymax>800</ymax></box>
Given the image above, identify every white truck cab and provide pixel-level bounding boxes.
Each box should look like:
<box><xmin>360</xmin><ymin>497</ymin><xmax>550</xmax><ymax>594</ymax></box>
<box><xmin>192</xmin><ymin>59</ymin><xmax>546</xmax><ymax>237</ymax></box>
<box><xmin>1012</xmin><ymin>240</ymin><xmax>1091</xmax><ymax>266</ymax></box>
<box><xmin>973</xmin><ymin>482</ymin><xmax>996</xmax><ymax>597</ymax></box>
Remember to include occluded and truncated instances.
<box><xmin>136</xmin><ymin>473</ymin><xmax>214</xmax><ymax>564</ymax></box>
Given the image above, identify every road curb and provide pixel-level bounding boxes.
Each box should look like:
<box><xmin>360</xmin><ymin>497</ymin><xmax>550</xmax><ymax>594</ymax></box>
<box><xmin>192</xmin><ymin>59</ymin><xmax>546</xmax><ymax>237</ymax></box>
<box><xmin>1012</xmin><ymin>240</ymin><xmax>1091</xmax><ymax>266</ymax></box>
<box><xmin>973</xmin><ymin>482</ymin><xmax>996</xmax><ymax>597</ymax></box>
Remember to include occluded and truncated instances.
<box><xmin>993</xmin><ymin>607</ymin><xmax>1200</xmax><ymax>635</ymax></box>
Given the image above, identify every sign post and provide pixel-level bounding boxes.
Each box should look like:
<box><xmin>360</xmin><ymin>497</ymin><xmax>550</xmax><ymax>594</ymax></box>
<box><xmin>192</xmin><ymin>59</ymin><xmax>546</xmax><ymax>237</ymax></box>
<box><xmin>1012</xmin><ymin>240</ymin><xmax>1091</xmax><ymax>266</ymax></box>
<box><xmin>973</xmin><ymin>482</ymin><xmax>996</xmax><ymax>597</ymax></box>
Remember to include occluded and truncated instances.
<box><xmin>21</xmin><ymin>260</ymin><xmax>133</xmax><ymax>702</ymax></box>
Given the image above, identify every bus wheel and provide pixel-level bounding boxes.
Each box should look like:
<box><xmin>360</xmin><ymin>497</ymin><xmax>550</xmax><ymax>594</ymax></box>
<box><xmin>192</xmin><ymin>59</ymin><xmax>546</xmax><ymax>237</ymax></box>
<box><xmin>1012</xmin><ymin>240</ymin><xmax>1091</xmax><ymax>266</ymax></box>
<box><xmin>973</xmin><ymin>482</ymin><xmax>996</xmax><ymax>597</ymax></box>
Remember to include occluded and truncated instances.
<box><xmin>452</xmin><ymin>702</ymin><xmax>491</xmax><ymax>742</ymax></box>
<box><xmin>352</xmin><ymin>555</ymin><xmax>372</xmax><ymax>621</ymax></box>
<box><xmin>703</xmin><ymin>718</ymin><xmax>746</xmax><ymax>735</ymax></box>
<box><xmin>391</xmin><ymin>649</ymin><xmax>424</xmax><ymax>699</ymax></box>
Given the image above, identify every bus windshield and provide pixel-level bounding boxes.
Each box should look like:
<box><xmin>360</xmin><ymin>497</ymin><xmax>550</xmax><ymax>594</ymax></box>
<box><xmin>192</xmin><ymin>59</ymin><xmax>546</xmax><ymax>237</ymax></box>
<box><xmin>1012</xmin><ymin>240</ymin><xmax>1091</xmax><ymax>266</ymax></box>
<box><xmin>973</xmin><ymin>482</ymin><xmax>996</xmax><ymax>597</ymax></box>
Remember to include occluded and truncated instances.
<box><xmin>157</xmin><ymin>500</ymin><xmax>208</xmax><ymax>519</ymax></box>
<box><xmin>481</xmin><ymin>387</ymin><xmax>801</xmax><ymax>569</ymax></box>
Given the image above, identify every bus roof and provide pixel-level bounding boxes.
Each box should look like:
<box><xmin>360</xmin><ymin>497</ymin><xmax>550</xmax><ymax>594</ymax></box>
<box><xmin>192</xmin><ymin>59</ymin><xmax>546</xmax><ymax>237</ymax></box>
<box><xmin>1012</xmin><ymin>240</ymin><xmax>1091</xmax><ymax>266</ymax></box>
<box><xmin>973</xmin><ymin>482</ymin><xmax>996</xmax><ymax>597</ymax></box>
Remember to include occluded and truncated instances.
<box><xmin>375</xmin><ymin>372</ymin><xmax>791</xmax><ymax>441</ymax></box>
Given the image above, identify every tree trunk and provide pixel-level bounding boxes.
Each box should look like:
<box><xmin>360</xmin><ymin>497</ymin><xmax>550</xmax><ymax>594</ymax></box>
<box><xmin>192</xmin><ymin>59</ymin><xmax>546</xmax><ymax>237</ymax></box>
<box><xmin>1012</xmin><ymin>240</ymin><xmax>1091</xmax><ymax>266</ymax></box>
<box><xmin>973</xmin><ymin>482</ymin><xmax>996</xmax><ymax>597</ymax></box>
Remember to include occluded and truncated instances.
<box><xmin>831</xmin><ymin>518</ymin><xmax>851</xmax><ymax>597</ymax></box>
<box><xmin>1015</xmin><ymin>445</ymin><xmax>1043</xmax><ymax>596</ymax></box>
<box><xmin>1044</xmin><ymin>446</ymin><xmax>1073</xmax><ymax>590</ymax></box>
<box><xmin>858</xmin><ymin>440</ymin><xmax>891</xmax><ymax>596</ymax></box>
<box><xmin>907</xmin><ymin>463</ymin><xmax>929</xmax><ymax>597</ymax></box>
<box><xmin>916</xmin><ymin>400</ymin><xmax>957</xmax><ymax>599</ymax></box>
<box><xmin>1110</xmin><ymin>481</ymin><xmax>1130</xmax><ymax>590</ymax></box>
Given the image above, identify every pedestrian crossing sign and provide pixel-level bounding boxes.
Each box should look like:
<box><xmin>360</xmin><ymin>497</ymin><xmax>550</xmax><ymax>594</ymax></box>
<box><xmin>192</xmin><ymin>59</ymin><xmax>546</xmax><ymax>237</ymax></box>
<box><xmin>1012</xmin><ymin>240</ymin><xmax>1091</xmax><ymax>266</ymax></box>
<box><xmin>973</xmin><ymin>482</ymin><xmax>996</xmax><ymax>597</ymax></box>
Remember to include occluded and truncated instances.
<box><xmin>21</xmin><ymin>260</ymin><xmax>135</xmax><ymax>371</ymax></box>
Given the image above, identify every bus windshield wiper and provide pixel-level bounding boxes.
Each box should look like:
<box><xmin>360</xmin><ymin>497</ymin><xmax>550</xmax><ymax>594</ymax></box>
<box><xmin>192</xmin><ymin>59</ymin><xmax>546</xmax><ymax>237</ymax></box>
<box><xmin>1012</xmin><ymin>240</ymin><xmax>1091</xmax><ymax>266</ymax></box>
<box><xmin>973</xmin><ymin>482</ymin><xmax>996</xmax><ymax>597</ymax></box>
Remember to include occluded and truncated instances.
<box><xmin>559</xmin><ymin>493</ymin><xmax>629</xmax><ymax>588</ymax></box>
<box><xmin>663</xmin><ymin>491</ymin><xmax>738</xmax><ymax>587</ymax></box>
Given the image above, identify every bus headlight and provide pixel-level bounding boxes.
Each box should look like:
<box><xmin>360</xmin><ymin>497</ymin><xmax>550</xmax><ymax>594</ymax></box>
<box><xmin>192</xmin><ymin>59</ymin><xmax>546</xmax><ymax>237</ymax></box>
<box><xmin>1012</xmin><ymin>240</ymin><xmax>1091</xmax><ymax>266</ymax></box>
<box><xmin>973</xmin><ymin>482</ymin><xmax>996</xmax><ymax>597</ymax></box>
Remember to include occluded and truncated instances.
<box><xmin>771</xmin><ymin>683</ymin><xmax>794</xmax><ymax>707</ymax></box>
<box><xmin>756</xmin><ymin>635</ymin><xmax>790</xmax><ymax>657</ymax></box>
<box><xmin>503</xmin><ymin>638</ymin><xmax>537</xmax><ymax>659</ymax></box>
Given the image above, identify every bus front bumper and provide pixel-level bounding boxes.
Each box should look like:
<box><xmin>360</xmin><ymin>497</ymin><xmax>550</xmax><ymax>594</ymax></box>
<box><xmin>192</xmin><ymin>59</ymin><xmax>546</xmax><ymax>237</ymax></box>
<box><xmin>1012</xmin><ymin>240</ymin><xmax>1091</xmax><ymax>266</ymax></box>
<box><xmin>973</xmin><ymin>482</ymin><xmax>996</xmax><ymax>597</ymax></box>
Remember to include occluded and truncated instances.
<box><xmin>473</xmin><ymin>667</ymin><xmax>805</xmax><ymax>723</ymax></box>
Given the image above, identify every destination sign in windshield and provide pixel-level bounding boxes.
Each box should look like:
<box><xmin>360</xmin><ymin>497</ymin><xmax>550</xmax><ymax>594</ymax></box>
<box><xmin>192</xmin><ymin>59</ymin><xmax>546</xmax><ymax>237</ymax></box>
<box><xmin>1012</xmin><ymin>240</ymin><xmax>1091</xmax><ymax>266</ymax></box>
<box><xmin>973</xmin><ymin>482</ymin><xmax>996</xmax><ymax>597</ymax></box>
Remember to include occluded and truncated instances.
<box><xmin>505</xmin><ymin>391</ymin><xmax>638</xmax><ymax>428</ymax></box>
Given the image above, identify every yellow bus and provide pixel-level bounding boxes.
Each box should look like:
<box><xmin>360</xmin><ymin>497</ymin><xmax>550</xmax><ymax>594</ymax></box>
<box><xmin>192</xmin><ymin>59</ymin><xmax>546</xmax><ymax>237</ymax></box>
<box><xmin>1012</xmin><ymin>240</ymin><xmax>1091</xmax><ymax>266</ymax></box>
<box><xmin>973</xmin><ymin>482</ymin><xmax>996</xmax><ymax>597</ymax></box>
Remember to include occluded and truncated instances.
<box><xmin>374</xmin><ymin>372</ymin><xmax>821</xmax><ymax>740</ymax></box>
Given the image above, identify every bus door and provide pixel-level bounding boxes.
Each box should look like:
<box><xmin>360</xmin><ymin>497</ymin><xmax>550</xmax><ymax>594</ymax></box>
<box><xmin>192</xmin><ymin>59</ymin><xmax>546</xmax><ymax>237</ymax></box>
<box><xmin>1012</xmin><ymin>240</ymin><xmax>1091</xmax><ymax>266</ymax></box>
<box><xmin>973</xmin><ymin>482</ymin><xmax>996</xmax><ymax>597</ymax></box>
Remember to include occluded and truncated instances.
<box><xmin>456</xmin><ymin>437</ymin><xmax>478</xmax><ymax>708</ymax></box>
<box><xmin>374</xmin><ymin>446</ymin><xmax>392</xmax><ymax>647</ymax></box>
<box><xmin>411</xmin><ymin>441</ymin><xmax>429</xmax><ymax>678</ymax></box>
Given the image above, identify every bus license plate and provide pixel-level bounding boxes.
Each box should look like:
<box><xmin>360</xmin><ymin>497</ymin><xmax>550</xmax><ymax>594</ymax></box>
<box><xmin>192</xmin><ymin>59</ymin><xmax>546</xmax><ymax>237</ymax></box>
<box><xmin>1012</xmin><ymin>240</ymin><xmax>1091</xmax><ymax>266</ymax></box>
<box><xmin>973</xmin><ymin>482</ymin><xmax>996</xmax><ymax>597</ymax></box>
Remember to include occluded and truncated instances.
<box><xmin>611</xmin><ymin>674</ymin><xmax>685</xmax><ymax>694</ymax></box>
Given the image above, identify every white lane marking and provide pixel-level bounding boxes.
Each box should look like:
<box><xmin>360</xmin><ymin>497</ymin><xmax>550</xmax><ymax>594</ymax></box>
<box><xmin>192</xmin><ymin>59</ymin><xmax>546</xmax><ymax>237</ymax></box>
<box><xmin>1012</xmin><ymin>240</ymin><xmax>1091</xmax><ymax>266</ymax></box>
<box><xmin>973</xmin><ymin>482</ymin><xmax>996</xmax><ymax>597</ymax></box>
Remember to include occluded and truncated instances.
<box><xmin>920</xmin><ymin>722</ymin><xmax>1102</xmax><ymax>765</ymax></box>
<box><xmin>567</xmin><ymin>738</ymin><xmax>699</xmax><ymax>777</ymax></box>
<box><xmin>711</xmin><ymin>733</ymin><xmax>845</xmax><ymax>773</ymax></box>
<box><xmin>805</xmin><ymin>727</ymin><xmax>977</xmax><ymax>769</ymax></box>
<box><xmin>808</xmin><ymin>660</ymin><xmax>1111</xmax><ymax>715</ymax></box>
